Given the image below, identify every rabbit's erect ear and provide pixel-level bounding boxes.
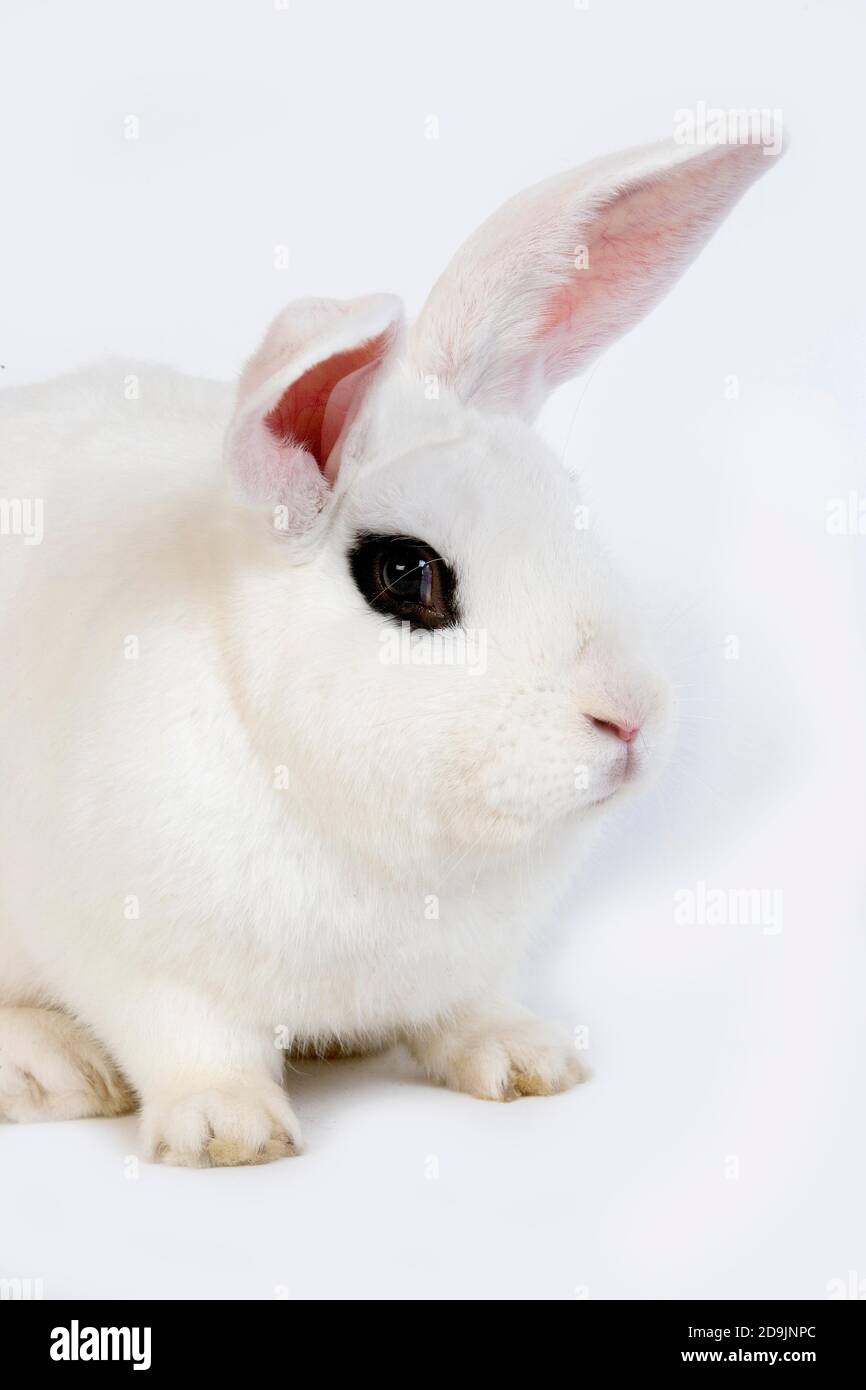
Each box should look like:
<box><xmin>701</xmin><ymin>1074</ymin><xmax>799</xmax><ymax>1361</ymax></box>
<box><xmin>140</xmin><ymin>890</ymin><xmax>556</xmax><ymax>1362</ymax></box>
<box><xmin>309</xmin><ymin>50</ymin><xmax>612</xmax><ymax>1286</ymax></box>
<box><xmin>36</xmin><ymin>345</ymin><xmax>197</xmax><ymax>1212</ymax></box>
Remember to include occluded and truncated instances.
<box><xmin>225</xmin><ymin>293</ymin><xmax>403</xmax><ymax>525</ymax></box>
<box><xmin>411</xmin><ymin>138</ymin><xmax>783</xmax><ymax>419</ymax></box>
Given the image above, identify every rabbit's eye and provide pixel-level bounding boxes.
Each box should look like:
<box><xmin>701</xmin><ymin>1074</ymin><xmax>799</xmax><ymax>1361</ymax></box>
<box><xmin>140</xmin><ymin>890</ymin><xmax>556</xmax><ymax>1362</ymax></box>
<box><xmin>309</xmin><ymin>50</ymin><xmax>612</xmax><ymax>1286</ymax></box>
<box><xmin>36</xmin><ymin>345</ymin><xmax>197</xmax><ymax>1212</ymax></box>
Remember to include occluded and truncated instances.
<box><xmin>349</xmin><ymin>534</ymin><xmax>457</xmax><ymax>631</ymax></box>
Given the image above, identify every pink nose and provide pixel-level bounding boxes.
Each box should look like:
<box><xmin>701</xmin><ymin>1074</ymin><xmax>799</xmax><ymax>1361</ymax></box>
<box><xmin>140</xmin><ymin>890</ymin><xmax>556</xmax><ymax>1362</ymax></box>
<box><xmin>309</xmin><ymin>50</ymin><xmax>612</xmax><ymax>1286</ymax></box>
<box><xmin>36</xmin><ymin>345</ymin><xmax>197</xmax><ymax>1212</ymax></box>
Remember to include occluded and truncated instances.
<box><xmin>590</xmin><ymin>716</ymin><xmax>640</xmax><ymax>744</ymax></box>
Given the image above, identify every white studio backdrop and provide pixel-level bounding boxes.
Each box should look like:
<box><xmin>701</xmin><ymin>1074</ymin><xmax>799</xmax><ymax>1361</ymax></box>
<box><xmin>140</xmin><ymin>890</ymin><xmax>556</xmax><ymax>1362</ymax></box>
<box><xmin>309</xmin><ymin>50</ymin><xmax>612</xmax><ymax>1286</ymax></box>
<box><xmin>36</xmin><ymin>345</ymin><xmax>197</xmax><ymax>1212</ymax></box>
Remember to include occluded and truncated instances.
<box><xmin>1</xmin><ymin>0</ymin><xmax>864</xmax><ymax>1299</ymax></box>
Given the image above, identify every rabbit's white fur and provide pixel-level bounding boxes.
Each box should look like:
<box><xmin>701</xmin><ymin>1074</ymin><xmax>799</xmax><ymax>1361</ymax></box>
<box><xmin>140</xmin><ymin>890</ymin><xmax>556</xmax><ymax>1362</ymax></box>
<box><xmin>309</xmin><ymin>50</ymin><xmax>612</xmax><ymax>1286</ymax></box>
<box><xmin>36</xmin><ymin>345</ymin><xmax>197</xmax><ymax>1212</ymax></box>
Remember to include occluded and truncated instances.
<box><xmin>0</xmin><ymin>136</ymin><xmax>782</xmax><ymax>1164</ymax></box>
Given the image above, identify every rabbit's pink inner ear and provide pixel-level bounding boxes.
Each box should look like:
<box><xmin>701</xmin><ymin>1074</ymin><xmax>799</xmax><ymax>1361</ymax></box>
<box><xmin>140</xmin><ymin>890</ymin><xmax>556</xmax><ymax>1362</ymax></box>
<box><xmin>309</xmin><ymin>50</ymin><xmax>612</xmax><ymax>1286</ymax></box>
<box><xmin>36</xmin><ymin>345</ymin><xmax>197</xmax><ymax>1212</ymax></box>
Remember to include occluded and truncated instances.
<box><xmin>319</xmin><ymin>361</ymin><xmax>381</xmax><ymax>481</ymax></box>
<box><xmin>225</xmin><ymin>293</ymin><xmax>403</xmax><ymax>519</ymax></box>
<box><xmin>411</xmin><ymin>139</ymin><xmax>781</xmax><ymax>418</ymax></box>
<box><xmin>534</xmin><ymin>146</ymin><xmax>771</xmax><ymax>393</ymax></box>
<box><xmin>263</xmin><ymin>337</ymin><xmax>389</xmax><ymax>475</ymax></box>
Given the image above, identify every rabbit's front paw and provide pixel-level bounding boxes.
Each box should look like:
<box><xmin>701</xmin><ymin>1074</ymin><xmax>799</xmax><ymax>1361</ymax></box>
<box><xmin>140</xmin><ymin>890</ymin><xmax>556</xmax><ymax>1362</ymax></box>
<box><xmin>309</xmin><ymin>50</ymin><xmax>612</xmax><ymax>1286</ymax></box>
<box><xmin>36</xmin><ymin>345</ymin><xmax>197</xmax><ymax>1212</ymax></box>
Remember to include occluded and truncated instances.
<box><xmin>141</xmin><ymin>1081</ymin><xmax>302</xmax><ymax>1167</ymax></box>
<box><xmin>409</xmin><ymin>1009</ymin><xmax>587</xmax><ymax>1102</ymax></box>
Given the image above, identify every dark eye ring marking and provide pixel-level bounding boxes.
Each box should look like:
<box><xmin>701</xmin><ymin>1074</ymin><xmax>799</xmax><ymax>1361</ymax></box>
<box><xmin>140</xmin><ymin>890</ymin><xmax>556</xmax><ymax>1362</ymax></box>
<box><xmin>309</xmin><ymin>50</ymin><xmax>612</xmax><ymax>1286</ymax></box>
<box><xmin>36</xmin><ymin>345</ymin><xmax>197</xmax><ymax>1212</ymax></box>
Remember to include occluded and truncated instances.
<box><xmin>349</xmin><ymin>533</ymin><xmax>458</xmax><ymax>631</ymax></box>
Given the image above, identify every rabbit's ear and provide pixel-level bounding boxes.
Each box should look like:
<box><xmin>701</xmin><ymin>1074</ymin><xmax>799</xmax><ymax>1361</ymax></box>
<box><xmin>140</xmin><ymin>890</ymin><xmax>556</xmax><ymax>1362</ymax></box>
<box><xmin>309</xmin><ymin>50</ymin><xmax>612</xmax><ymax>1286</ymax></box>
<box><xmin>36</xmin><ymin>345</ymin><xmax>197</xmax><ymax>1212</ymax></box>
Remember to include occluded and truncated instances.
<box><xmin>225</xmin><ymin>293</ymin><xmax>403</xmax><ymax>524</ymax></box>
<box><xmin>411</xmin><ymin>138</ymin><xmax>783</xmax><ymax>420</ymax></box>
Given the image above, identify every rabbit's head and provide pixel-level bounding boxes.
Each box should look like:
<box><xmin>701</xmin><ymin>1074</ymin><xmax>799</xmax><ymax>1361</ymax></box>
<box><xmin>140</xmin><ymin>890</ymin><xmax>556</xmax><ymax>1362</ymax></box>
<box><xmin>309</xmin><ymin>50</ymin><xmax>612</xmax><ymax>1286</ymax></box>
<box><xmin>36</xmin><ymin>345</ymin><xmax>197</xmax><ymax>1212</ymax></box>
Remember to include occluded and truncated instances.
<box><xmin>224</xmin><ymin>137</ymin><xmax>781</xmax><ymax>867</ymax></box>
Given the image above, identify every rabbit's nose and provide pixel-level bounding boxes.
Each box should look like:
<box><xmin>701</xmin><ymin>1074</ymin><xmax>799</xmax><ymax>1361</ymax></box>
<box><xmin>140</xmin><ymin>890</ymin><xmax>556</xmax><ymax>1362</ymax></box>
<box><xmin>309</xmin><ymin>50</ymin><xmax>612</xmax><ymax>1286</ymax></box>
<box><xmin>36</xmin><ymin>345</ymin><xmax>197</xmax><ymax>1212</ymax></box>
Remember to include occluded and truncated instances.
<box><xmin>589</xmin><ymin>715</ymin><xmax>640</xmax><ymax>744</ymax></box>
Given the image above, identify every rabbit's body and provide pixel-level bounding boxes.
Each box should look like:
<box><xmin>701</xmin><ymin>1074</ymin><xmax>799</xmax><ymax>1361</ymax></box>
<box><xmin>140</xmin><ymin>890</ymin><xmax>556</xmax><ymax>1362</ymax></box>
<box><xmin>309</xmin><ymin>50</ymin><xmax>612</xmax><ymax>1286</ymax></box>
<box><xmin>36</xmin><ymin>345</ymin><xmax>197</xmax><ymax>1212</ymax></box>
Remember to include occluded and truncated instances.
<box><xmin>0</xmin><ymin>364</ymin><xmax>567</xmax><ymax>1011</ymax></box>
<box><xmin>0</xmin><ymin>362</ymin><xmax>589</xmax><ymax>1152</ymax></box>
<box><xmin>0</xmin><ymin>135</ymin><xmax>782</xmax><ymax>1163</ymax></box>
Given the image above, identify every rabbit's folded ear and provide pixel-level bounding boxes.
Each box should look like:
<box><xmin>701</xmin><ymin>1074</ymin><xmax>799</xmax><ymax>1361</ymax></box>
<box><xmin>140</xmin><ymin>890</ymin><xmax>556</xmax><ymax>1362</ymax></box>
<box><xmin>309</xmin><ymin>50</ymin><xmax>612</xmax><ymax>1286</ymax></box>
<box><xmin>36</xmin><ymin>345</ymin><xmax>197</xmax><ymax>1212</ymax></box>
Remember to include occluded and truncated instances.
<box><xmin>225</xmin><ymin>293</ymin><xmax>403</xmax><ymax>525</ymax></box>
<box><xmin>411</xmin><ymin>138</ymin><xmax>784</xmax><ymax>420</ymax></box>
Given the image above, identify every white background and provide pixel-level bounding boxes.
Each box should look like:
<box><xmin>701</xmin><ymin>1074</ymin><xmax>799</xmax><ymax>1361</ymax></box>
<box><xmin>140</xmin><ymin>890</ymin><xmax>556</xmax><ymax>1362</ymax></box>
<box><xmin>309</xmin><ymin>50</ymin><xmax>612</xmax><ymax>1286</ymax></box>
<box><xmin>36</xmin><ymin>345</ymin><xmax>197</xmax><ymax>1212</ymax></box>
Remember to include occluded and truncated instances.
<box><xmin>1</xmin><ymin>0</ymin><xmax>864</xmax><ymax>1300</ymax></box>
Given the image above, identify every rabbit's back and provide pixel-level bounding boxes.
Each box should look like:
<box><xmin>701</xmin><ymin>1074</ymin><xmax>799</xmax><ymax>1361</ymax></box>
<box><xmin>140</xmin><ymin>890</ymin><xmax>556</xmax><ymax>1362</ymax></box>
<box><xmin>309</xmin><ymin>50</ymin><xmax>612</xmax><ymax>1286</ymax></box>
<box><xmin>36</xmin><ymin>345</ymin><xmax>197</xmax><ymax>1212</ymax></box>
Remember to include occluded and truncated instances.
<box><xmin>0</xmin><ymin>362</ymin><xmax>236</xmax><ymax>957</ymax></box>
<box><xmin>0</xmin><ymin>361</ymin><xmax>231</xmax><ymax>508</ymax></box>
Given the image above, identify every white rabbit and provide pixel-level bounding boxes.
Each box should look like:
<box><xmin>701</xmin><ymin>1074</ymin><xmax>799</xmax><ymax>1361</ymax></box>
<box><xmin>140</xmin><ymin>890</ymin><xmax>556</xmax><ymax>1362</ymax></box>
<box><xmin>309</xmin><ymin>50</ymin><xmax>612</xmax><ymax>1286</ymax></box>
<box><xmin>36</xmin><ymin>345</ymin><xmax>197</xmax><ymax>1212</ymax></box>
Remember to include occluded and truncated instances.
<box><xmin>0</xmin><ymin>135</ymin><xmax>782</xmax><ymax>1165</ymax></box>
